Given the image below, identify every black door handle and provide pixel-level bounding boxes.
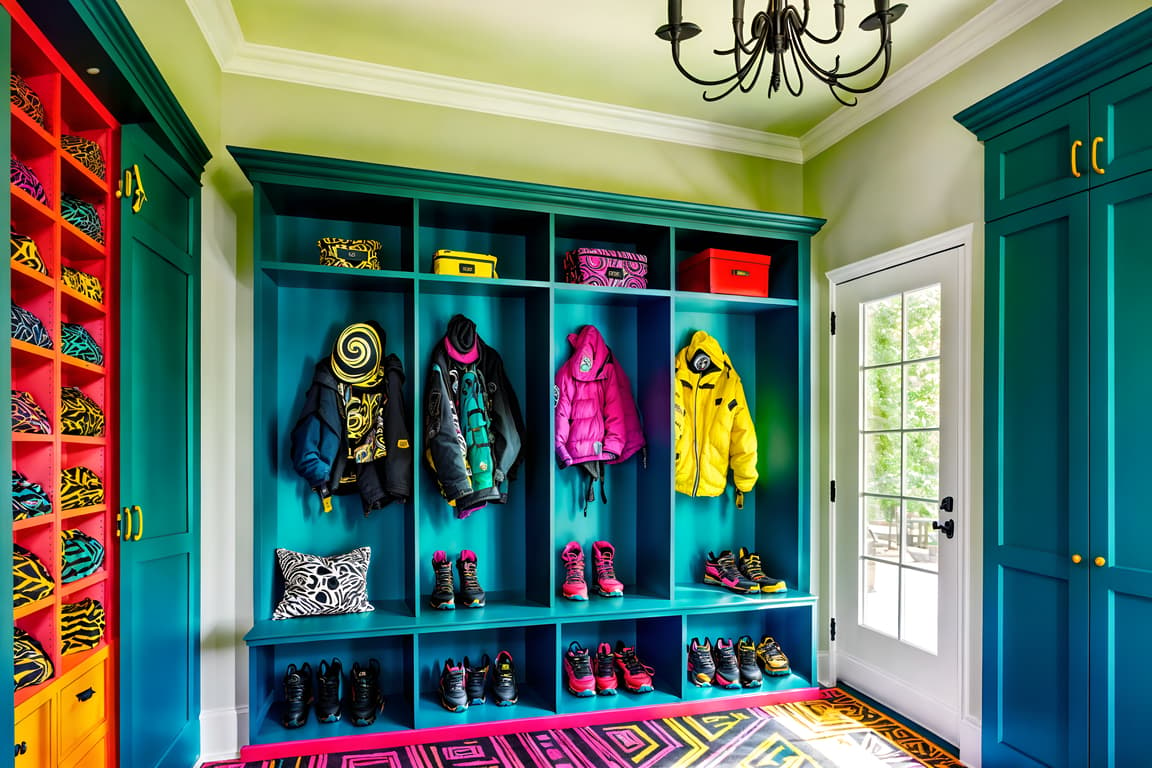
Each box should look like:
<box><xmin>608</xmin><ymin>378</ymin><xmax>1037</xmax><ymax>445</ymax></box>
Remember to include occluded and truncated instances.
<box><xmin>933</xmin><ymin>519</ymin><xmax>955</xmax><ymax>539</ymax></box>
<box><xmin>76</xmin><ymin>687</ymin><xmax>96</xmax><ymax>702</ymax></box>
<box><xmin>940</xmin><ymin>496</ymin><xmax>954</xmax><ymax>513</ymax></box>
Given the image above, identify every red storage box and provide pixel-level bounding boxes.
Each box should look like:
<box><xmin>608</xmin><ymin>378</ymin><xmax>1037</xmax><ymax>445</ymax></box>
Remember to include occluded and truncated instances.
<box><xmin>678</xmin><ymin>248</ymin><xmax>772</xmax><ymax>297</ymax></box>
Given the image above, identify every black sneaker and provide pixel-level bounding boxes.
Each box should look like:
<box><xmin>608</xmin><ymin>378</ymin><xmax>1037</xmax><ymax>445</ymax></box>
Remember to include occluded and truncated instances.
<box><xmin>736</xmin><ymin>635</ymin><xmax>763</xmax><ymax>688</ymax></box>
<box><xmin>430</xmin><ymin>550</ymin><xmax>456</xmax><ymax>610</ymax></box>
<box><xmin>711</xmin><ymin>637</ymin><xmax>741</xmax><ymax>689</ymax></box>
<box><xmin>491</xmin><ymin>650</ymin><xmax>519</xmax><ymax>706</ymax></box>
<box><xmin>281</xmin><ymin>662</ymin><xmax>312</xmax><ymax>729</ymax></box>
<box><xmin>703</xmin><ymin>550</ymin><xmax>760</xmax><ymax>594</ymax></box>
<box><xmin>348</xmin><ymin>659</ymin><xmax>383</xmax><ymax>726</ymax></box>
<box><xmin>464</xmin><ymin>654</ymin><xmax>490</xmax><ymax>705</ymax></box>
<box><xmin>736</xmin><ymin>547</ymin><xmax>787</xmax><ymax>593</ymax></box>
<box><xmin>456</xmin><ymin>549</ymin><xmax>486</xmax><ymax>608</ymax></box>
<box><xmin>686</xmin><ymin>637</ymin><xmax>715</xmax><ymax>687</ymax></box>
<box><xmin>439</xmin><ymin>658</ymin><xmax>469</xmax><ymax>712</ymax></box>
<box><xmin>315</xmin><ymin>658</ymin><xmax>343</xmax><ymax>723</ymax></box>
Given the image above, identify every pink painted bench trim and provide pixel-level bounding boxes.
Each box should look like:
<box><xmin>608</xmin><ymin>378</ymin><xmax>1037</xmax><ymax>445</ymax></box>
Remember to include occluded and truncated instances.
<box><xmin>239</xmin><ymin>687</ymin><xmax>820</xmax><ymax>761</ymax></box>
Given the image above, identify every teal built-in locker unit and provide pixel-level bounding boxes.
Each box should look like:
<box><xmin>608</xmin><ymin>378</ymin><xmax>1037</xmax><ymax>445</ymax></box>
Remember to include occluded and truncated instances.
<box><xmin>231</xmin><ymin>146</ymin><xmax>824</xmax><ymax>757</ymax></box>
<box><xmin>956</xmin><ymin>8</ymin><xmax>1152</xmax><ymax>767</ymax></box>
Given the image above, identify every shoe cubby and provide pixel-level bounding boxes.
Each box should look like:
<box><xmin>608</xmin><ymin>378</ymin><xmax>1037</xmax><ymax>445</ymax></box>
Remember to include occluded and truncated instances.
<box><xmin>683</xmin><ymin>606</ymin><xmax>816</xmax><ymax>701</ymax></box>
<box><xmin>7</xmin><ymin>0</ymin><xmax>118</xmax><ymax>732</ymax></box>
<box><xmin>558</xmin><ymin>616</ymin><xmax>682</xmax><ymax>713</ymax></box>
<box><xmin>248</xmin><ymin>634</ymin><xmax>415</xmax><ymax>745</ymax></box>
<box><xmin>416</xmin><ymin>624</ymin><xmax>556</xmax><ymax>727</ymax></box>
<box><xmin>235</xmin><ymin>147</ymin><xmax>822</xmax><ymax>754</ymax></box>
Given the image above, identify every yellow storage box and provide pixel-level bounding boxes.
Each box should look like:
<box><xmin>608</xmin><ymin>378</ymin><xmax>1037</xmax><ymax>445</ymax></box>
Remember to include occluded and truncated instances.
<box><xmin>432</xmin><ymin>249</ymin><xmax>498</xmax><ymax>278</ymax></box>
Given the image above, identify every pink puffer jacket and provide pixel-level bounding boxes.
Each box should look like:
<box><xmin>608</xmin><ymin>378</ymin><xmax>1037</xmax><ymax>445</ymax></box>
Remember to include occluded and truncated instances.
<box><xmin>555</xmin><ymin>325</ymin><xmax>644</xmax><ymax>468</ymax></box>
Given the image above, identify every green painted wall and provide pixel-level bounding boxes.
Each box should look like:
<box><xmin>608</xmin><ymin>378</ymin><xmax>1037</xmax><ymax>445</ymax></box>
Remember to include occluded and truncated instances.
<box><xmin>803</xmin><ymin>0</ymin><xmax>1149</xmax><ymax>735</ymax></box>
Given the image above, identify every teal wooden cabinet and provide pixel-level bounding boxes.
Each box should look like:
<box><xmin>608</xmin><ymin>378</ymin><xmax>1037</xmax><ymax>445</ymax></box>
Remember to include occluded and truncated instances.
<box><xmin>958</xmin><ymin>8</ymin><xmax>1152</xmax><ymax>767</ymax></box>
<box><xmin>232</xmin><ymin>147</ymin><xmax>823</xmax><ymax>753</ymax></box>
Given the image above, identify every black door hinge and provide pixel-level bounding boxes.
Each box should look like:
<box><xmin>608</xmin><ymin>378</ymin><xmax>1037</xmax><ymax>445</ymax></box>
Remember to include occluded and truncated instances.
<box><xmin>830</xmin><ymin>618</ymin><xmax>837</xmax><ymax>641</ymax></box>
<box><xmin>830</xmin><ymin>311</ymin><xmax>836</xmax><ymax>335</ymax></box>
<box><xmin>830</xmin><ymin>480</ymin><xmax>836</xmax><ymax>502</ymax></box>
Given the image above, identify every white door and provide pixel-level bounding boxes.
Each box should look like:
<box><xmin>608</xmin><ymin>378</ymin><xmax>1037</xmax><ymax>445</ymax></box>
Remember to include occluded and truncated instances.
<box><xmin>829</xmin><ymin>237</ymin><xmax>968</xmax><ymax>745</ymax></box>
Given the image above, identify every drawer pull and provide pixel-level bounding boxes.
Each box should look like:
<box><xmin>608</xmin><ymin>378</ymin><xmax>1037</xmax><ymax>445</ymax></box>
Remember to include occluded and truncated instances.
<box><xmin>730</xmin><ymin>269</ymin><xmax>750</xmax><ymax>277</ymax></box>
<box><xmin>1071</xmin><ymin>139</ymin><xmax>1082</xmax><ymax>178</ymax></box>
<box><xmin>76</xmin><ymin>686</ymin><xmax>96</xmax><ymax>702</ymax></box>
<box><xmin>14</xmin><ymin>741</ymin><xmax>27</xmax><ymax>756</ymax></box>
<box><xmin>1091</xmin><ymin>136</ymin><xmax>1105</xmax><ymax>175</ymax></box>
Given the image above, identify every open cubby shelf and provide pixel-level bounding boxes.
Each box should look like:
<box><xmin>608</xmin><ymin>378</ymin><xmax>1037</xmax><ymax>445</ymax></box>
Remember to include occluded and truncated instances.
<box><xmin>7</xmin><ymin>0</ymin><xmax>118</xmax><ymax>734</ymax></box>
<box><xmin>234</xmin><ymin>146</ymin><xmax>823</xmax><ymax>748</ymax></box>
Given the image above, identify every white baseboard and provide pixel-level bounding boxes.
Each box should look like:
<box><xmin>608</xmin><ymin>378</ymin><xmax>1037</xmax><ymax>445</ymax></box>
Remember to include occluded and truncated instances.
<box><xmin>197</xmin><ymin>705</ymin><xmax>248</xmax><ymax>765</ymax></box>
<box><xmin>958</xmin><ymin>715</ymin><xmax>982</xmax><ymax>767</ymax></box>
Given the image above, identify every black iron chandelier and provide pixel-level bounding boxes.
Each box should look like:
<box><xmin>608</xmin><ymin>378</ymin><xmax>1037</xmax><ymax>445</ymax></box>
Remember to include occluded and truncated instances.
<box><xmin>656</xmin><ymin>0</ymin><xmax>908</xmax><ymax>106</ymax></box>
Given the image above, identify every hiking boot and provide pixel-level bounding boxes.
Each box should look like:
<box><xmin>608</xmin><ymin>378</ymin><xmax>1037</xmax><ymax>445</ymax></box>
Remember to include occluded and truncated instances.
<box><xmin>614</xmin><ymin>641</ymin><xmax>655</xmax><ymax>693</ymax></box>
<box><xmin>711</xmin><ymin>637</ymin><xmax>741</xmax><ymax>689</ymax></box>
<box><xmin>561</xmin><ymin>541</ymin><xmax>588</xmax><ymax>601</ymax></box>
<box><xmin>491</xmin><ymin>650</ymin><xmax>519</xmax><ymax>706</ymax></box>
<box><xmin>315</xmin><ymin>658</ymin><xmax>343</xmax><ymax>723</ymax></box>
<box><xmin>563</xmin><ymin>640</ymin><xmax>595</xmax><ymax>697</ymax></box>
<box><xmin>439</xmin><ymin>658</ymin><xmax>469</xmax><ymax>712</ymax></box>
<box><xmin>703</xmin><ymin>550</ymin><xmax>760</xmax><ymax>594</ymax></box>
<box><xmin>594</xmin><ymin>642</ymin><xmax>619</xmax><ymax>696</ymax></box>
<box><xmin>593</xmin><ymin>541</ymin><xmax>624</xmax><ymax>597</ymax></box>
<box><xmin>456</xmin><ymin>549</ymin><xmax>486</xmax><ymax>608</ymax></box>
<box><xmin>281</xmin><ymin>662</ymin><xmax>312</xmax><ymax>729</ymax></box>
<box><xmin>686</xmin><ymin>637</ymin><xmax>715</xmax><ymax>687</ymax></box>
<box><xmin>348</xmin><ymin>659</ymin><xmax>383</xmax><ymax>726</ymax></box>
<box><xmin>756</xmin><ymin>636</ymin><xmax>791</xmax><ymax>677</ymax></box>
<box><xmin>737</xmin><ymin>547</ymin><xmax>787</xmax><ymax>593</ymax></box>
<box><xmin>736</xmin><ymin>635</ymin><xmax>763</xmax><ymax>688</ymax></box>
<box><xmin>430</xmin><ymin>550</ymin><xmax>456</xmax><ymax>610</ymax></box>
<box><xmin>464</xmin><ymin>654</ymin><xmax>490</xmax><ymax>705</ymax></box>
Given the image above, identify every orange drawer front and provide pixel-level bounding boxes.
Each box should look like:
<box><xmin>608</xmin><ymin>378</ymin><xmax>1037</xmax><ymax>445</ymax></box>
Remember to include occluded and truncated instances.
<box><xmin>59</xmin><ymin>657</ymin><xmax>107</xmax><ymax>759</ymax></box>
<box><xmin>14</xmin><ymin>698</ymin><xmax>53</xmax><ymax>768</ymax></box>
<box><xmin>62</xmin><ymin>734</ymin><xmax>107</xmax><ymax>768</ymax></box>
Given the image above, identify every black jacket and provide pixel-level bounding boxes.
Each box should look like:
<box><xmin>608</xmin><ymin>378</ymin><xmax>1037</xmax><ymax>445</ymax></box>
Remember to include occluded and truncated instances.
<box><xmin>291</xmin><ymin>341</ymin><xmax>413</xmax><ymax>514</ymax></box>
<box><xmin>424</xmin><ymin>314</ymin><xmax>525</xmax><ymax>516</ymax></box>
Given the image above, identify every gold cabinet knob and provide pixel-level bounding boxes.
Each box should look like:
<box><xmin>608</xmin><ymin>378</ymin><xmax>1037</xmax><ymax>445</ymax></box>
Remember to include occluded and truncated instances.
<box><xmin>1072</xmin><ymin>554</ymin><xmax>1082</xmax><ymax>564</ymax></box>
<box><xmin>1094</xmin><ymin>556</ymin><xmax>1106</xmax><ymax>567</ymax></box>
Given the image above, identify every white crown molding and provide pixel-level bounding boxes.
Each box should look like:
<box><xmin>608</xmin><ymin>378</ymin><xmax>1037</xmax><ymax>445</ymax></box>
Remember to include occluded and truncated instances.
<box><xmin>183</xmin><ymin>0</ymin><xmax>244</xmax><ymax>67</ymax></box>
<box><xmin>802</xmin><ymin>0</ymin><xmax>1063</xmax><ymax>158</ymax></box>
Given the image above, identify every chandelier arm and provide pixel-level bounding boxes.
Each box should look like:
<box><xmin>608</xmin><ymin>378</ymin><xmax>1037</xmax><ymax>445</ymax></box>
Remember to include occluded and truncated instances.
<box><xmin>668</xmin><ymin>40</ymin><xmax>745</xmax><ymax>88</ymax></box>
<box><xmin>827</xmin><ymin>40</ymin><xmax>894</xmax><ymax>95</ymax></box>
<box><xmin>781</xmin><ymin>25</ymin><xmax>806</xmax><ymax>97</ymax></box>
<box><xmin>705</xmin><ymin>31</ymin><xmax>770</xmax><ymax>100</ymax></box>
<box><xmin>787</xmin><ymin>2</ymin><xmax>844</xmax><ymax>46</ymax></box>
<box><xmin>789</xmin><ymin>23</ymin><xmax>890</xmax><ymax>83</ymax></box>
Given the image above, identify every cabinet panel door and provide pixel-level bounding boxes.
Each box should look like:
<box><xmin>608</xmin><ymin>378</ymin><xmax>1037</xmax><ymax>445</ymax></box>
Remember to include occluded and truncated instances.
<box><xmin>984</xmin><ymin>195</ymin><xmax>1090</xmax><ymax>767</ymax></box>
<box><xmin>1090</xmin><ymin>171</ymin><xmax>1152</xmax><ymax>768</ymax></box>
<box><xmin>985</xmin><ymin>99</ymin><xmax>1089</xmax><ymax>221</ymax></box>
<box><xmin>1091</xmin><ymin>65</ymin><xmax>1152</xmax><ymax>186</ymax></box>
<box><xmin>118</xmin><ymin>124</ymin><xmax>201</xmax><ymax>768</ymax></box>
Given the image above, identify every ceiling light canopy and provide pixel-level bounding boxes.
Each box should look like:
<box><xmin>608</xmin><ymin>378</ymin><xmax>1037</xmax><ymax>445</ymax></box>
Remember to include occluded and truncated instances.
<box><xmin>656</xmin><ymin>0</ymin><xmax>908</xmax><ymax>106</ymax></box>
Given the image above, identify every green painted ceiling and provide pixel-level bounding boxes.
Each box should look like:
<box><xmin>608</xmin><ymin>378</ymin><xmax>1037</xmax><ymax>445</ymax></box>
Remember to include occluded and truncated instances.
<box><xmin>227</xmin><ymin>0</ymin><xmax>998</xmax><ymax>137</ymax></box>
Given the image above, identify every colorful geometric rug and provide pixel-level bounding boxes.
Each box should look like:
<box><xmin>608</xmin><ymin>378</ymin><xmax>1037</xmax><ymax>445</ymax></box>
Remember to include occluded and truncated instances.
<box><xmin>204</xmin><ymin>688</ymin><xmax>965</xmax><ymax>767</ymax></box>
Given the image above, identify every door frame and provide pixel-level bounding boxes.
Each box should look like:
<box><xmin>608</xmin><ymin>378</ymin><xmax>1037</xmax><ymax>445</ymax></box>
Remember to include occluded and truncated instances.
<box><xmin>825</xmin><ymin>224</ymin><xmax>977</xmax><ymax>757</ymax></box>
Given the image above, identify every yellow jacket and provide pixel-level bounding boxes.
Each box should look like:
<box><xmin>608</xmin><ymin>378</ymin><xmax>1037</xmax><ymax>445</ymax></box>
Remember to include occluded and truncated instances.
<box><xmin>673</xmin><ymin>331</ymin><xmax>758</xmax><ymax>499</ymax></box>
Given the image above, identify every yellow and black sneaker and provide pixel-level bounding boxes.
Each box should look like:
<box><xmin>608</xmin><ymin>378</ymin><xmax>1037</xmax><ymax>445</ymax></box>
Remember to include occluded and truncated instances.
<box><xmin>737</xmin><ymin>547</ymin><xmax>787</xmax><ymax>593</ymax></box>
<box><xmin>756</xmin><ymin>636</ymin><xmax>791</xmax><ymax>677</ymax></box>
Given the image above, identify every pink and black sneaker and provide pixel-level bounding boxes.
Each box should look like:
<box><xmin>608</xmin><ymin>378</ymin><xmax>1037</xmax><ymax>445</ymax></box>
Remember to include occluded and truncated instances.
<box><xmin>614</xmin><ymin>641</ymin><xmax>655</xmax><ymax>693</ymax></box>
<box><xmin>594</xmin><ymin>642</ymin><xmax>619</xmax><ymax>696</ymax></box>
<box><xmin>686</xmin><ymin>637</ymin><xmax>716</xmax><ymax>687</ymax></box>
<box><xmin>593</xmin><ymin>541</ymin><xmax>624</xmax><ymax>597</ymax></box>
<box><xmin>703</xmin><ymin>550</ymin><xmax>760</xmax><ymax>594</ymax></box>
<box><xmin>564</xmin><ymin>641</ymin><xmax>596</xmax><ymax>697</ymax></box>
<box><xmin>561</xmin><ymin>541</ymin><xmax>588</xmax><ymax>601</ymax></box>
<box><xmin>711</xmin><ymin>637</ymin><xmax>741</xmax><ymax>689</ymax></box>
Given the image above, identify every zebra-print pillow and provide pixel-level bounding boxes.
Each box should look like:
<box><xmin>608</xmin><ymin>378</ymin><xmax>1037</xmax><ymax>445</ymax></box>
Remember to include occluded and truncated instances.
<box><xmin>11</xmin><ymin>232</ymin><xmax>47</xmax><ymax>275</ymax></box>
<box><xmin>14</xmin><ymin>627</ymin><xmax>53</xmax><ymax>690</ymax></box>
<box><xmin>60</xmin><ymin>466</ymin><xmax>103</xmax><ymax>510</ymax></box>
<box><xmin>11</xmin><ymin>155</ymin><xmax>48</xmax><ymax>207</ymax></box>
<box><xmin>61</xmin><ymin>135</ymin><xmax>105</xmax><ymax>179</ymax></box>
<box><xmin>13</xmin><ymin>544</ymin><xmax>54</xmax><ymax>607</ymax></box>
<box><xmin>61</xmin><ymin>195</ymin><xmax>104</xmax><ymax>244</ymax></box>
<box><xmin>60</xmin><ymin>386</ymin><xmax>104</xmax><ymax>437</ymax></box>
<box><xmin>61</xmin><ymin>266</ymin><xmax>104</xmax><ymax>303</ymax></box>
<box><xmin>61</xmin><ymin>322</ymin><xmax>103</xmax><ymax>365</ymax></box>
<box><xmin>61</xmin><ymin>528</ymin><xmax>105</xmax><ymax>583</ymax></box>
<box><xmin>13</xmin><ymin>470</ymin><xmax>52</xmax><ymax>520</ymax></box>
<box><xmin>61</xmin><ymin>597</ymin><xmax>106</xmax><ymax>654</ymax></box>
<box><xmin>273</xmin><ymin>546</ymin><xmax>374</xmax><ymax>620</ymax></box>
<box><xmin>12</xmin><ymin>304</ymin><xmax>52</xmax><ymax>349</ymax></box>
<box><xmin>10</xmin><ymin>73</ymin><xmax>46</xmax><ymax>129</ymax></box>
